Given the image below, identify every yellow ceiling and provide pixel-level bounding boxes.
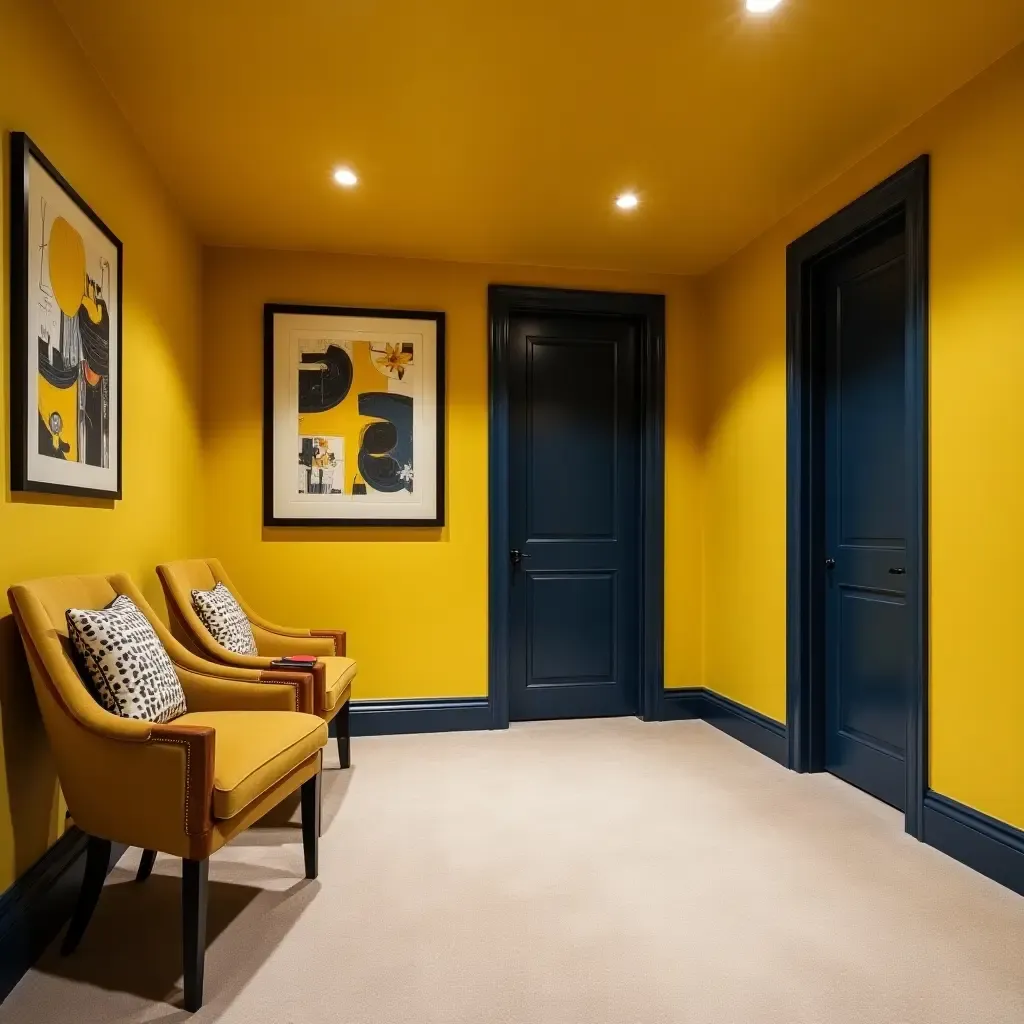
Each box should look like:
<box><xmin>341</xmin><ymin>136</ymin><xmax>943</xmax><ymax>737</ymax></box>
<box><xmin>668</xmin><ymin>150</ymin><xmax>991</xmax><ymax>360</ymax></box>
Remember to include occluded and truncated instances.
<box><xmin>55</xmin><ymin>0</ymin><xmax>1024</xmax><ymax>274</ymax></box>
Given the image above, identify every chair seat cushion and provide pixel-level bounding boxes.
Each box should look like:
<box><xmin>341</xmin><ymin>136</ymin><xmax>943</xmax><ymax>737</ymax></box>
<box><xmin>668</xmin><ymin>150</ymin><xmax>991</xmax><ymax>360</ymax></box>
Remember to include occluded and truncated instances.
<box><xmin>174</xmin><ymin>711</ymin><xmax>327</xmax><ymax>819</ymax></box>
<box><xmin>319</xmin><ymin>656</ymin><xmax>357</xmax><ymax>711</ymax></box>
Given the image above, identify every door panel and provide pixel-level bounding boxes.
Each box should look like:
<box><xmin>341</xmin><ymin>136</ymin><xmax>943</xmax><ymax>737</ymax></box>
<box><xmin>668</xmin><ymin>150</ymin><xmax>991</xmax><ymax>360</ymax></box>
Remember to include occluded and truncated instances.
<box><xmin>823</xmin><ymin>223</ymin><xmax>910</xmax><ymax>810</ymax></box>
<box><xmin>834</xmin><ymin>588</ymin><xmax>908</xmax><ymax>752</ymax></box>
<box><xmin>833</xmin><ymin>259</ymin><xmax>906</xmax><ymax>546</ymax></box>
<box><xmin>509</xmin><ymin>314</ymin><xmax>639</xmax><ymax>721</ymax></box>
<box><xmin>527</xmin><ymin>339</ymin><xmax>617</xmax><ymax>539</ymax></box>
<box><xmin>528</xmin><ymin>573</ymin><xmax>615</xmax><ymax>683</ymax></box>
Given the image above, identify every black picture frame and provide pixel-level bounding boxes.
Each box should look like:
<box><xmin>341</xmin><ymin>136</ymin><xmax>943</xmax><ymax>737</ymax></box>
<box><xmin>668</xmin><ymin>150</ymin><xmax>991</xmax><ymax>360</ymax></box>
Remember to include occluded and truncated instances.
<box><xmin>9</xmin><ymin>131</ymin><xmax>123</xmax><ymax>499</ymax></box>
<box><xmin>263</xmin><ymin>303</ymin><xmax>446</xmax><ymax>527</ymax></box>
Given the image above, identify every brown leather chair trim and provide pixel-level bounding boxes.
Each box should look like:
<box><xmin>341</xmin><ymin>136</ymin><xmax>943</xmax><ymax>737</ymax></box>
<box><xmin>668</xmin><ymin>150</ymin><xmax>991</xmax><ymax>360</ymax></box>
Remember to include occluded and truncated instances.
<box><xmin>273</xmin><ymin>661</ymin><xmax>328</xmax><ymax>716</ymax></box>
<box><xmin>312</xmin><ymin>661</ymin><xmax>329</xmax><ymax>714</ymax></box>
<box><xmin>258</xmin><ymin>671</ymin><xmax>315</xmax><ymax>714</ymax></box>
<box><xmin>311</xmin><ymin>629</ymin><xmax>346</xmax><ymax>656</ymax></box>
<box><xmin>150</xmin><ymin>723</ymin><xmax>215</xmax><ymax>844</ymax></box>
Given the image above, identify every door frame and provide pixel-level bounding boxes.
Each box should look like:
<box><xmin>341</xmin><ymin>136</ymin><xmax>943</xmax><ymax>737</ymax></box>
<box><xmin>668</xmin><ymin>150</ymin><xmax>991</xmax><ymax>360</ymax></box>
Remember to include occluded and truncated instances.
<box><xmin>488</xmin><ymin>285</ymin><xmax>666</xmax><ymax>729</ymax></box>
<box><xmin>786</xmin><ymin>156</ymin><xmax>930</xmax><ymax>838</ymax></box>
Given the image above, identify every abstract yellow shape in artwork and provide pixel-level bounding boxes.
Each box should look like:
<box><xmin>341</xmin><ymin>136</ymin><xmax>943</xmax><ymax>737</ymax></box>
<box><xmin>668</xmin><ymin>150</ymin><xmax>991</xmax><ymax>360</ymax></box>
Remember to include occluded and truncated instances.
<box><xmin>48</xmin><ymin>216</ymin><xmax>86</xmax><ymax>317</ymax></box>
<box><xmin>37</xmin><ymin>375</ymin><xmax>78</xmax><ymax>461</ymax></box>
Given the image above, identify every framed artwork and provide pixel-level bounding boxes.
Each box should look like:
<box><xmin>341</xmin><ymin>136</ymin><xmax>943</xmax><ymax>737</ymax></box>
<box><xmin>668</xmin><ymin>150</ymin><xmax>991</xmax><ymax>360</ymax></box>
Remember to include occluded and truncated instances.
<box><xmin>9</xmin><ymin>132</ymin><xmax>122</xmax><ymax>499</ymax></box>
<box><xmin>264</xmin><ymin>304</ymin><xmax>445</xmax><ymax>526</ymax></box>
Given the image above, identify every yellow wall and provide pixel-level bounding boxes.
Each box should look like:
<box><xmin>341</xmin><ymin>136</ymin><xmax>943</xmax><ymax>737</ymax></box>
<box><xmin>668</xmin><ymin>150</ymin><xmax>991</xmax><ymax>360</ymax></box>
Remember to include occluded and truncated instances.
<box><xmin>701</xmin><ymin>46</ymin><xmax>1024</xmax><ymax>827</ymax></box>
<box><xmin>4</xmin><ymin>0</ymin><xmax>1020</xmax><ymax>898</ymax></box>
<box><xmin>202</xmin><ymin>249</ymin><xmax>703</xmax><ymax>700</ymax></box>
<box><xmin>0</xmin><ymin>0</ymin><xmax>203</xmax><ymax>888</ymax></box>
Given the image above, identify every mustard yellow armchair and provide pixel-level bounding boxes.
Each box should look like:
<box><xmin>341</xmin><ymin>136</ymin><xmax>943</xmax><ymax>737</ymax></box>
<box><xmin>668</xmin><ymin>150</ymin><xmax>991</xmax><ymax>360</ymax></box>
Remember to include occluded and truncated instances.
<box><xmin>157</xmin><ymin>558</ymin><xmax>354</xmax><ymax>768</ymax></box>
<box><xmin>8</xmin><ymin>573</ymin><xmax>328</xmax><ymax>1012</ymax></box>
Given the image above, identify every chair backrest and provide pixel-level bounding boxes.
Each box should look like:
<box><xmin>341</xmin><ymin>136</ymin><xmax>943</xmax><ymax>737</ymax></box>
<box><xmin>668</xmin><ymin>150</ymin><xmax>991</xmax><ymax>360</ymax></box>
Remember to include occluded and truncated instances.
<box><xmin>157</xmin><ymin>558</ymin><xmax>255</xmax><ymax>660</ymax></box>
<box><xmin>161</xmin><ymin>558</ymin><xmax>220</xmax><ymax>596</ymax></box>
<box><xmin>7</xmin><ymin>575</ymin><xmax>189</xmax><ymax>823</ymax></box>
<box><xmin>8</xmin><ymin>573</ymin><xmax>219</xmax><ymax>846</ymax></box>
<box><xmin>9</xmin><ymin>574</ymin><xmax>122</xmax><ymax>723</ymax></box>
<box><xmin>8</xmin><ymin>574</ymin><xmax>189</xmax><ymax>725</ymax></box>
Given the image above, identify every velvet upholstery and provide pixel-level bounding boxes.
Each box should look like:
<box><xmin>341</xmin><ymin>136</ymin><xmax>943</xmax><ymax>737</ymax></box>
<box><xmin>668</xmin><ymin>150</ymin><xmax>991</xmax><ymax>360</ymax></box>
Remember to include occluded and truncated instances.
<box><xmin>157</xmin><ymin>559</ymin><xmax>354</xmax><ymax>727</ymax></box>
<box><xmin>8</xmin><ymin>573</ymin><xmax>327</xmax><ymax>861</ymax></box>
<box><xmin>175</xmin><ymin>710</ymin><xmax>327</xmax><ymax>819</ymax></box>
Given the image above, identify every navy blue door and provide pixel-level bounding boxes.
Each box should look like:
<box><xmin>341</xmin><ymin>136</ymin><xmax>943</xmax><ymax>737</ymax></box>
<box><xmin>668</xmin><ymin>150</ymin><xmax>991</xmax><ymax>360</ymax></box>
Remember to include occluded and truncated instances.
<box><xmin>821</xmin><ymin>222</ymin><xmax>910</xmax><ymax>810</ymax></box>
<box><xmin>507</xmin><ymin>314</ymin><xmax>640</xmax><ymax>721</ymax></box>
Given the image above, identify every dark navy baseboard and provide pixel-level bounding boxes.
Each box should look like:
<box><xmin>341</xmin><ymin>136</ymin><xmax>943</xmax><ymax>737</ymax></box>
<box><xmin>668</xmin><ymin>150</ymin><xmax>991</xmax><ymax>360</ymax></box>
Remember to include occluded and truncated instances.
<box><xmin>350</xmin><ymin>698</ymin><xmax>493</xmax><ymax>737</ymax></box>
<box><xmin>0</xmin><ymin>828</ymin><xmax>125</xmax><ymax>1003</ymax></box>
<box><xmin>702</xmin><ymin>691</ymin><xmax>787</xmax><ymax>766</ymax></box>
<box><xmin>659</xmin><ymin>687</ymin><xmax>706</xmax><ymax>721</ymax></box>
<box><xmin>923</xmin><ymin>791</ymin><xmax>1024</xmax><ymax>897</ymax></box>
<box><xmin>663</xmin><ymin>696</ymin><xmax>1024</xmax><ymax>896</ymax></box>
<box><xmin>661</xmin><ymin>688</ymin><xmax>787</xmax><ymax>766</ymax></box>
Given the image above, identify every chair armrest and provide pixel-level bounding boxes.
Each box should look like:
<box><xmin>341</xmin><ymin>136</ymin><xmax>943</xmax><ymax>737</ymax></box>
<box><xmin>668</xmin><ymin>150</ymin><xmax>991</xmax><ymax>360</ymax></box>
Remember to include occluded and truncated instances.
<box><xmin>176</xmin><ymin>666</ymin><xmax>315</xmax><ymax>714</ymax></box>
<box><xmin>249</xmin><ymin>622</ymin><xmax>336</xmax><ymax>659</ymax></box>
<box><xmin>243</xmin><ymin>628</ymin><xmax>347</xmax><ymax>715</ymax></box>
<box><xmin>148</xmin><ymin>722</ymin><xmax>216</xmax><ymax>847</ymax></box>
<box><xmin>168</xmin><ymin>632</ymin><xmax>331</xmax><ymax>715</ymax></box>
<box><xmin>311</xmin><ymin>629</ymin><xmax>347</xmax><ymax>656</ymax></box>
<box><xmin>248</xmin><ymin>625</ymin><xmax>347</xmax><ymax>659</ymax></box>
<box><xmin>53</xmin><ymin>719</ymin><xmax>216</xmax><ymax>860</ymax></box>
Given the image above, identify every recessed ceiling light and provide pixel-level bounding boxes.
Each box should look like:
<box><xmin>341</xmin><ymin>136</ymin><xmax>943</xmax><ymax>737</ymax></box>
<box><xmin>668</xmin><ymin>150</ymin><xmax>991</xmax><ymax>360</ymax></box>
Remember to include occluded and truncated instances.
<box><xmin>746</xmin><ymin>0</ymin><xmax>783</xmax><ymax>13</ymax></box>
<box><xmin>615</xmin><ymin>192</ymin><xmax>639</xmax><ymax>211</ymax></box>
<box><xmin>333</xmin><ymin>167</ymin><xmax>358</xmax><ymax>187</ymax></box>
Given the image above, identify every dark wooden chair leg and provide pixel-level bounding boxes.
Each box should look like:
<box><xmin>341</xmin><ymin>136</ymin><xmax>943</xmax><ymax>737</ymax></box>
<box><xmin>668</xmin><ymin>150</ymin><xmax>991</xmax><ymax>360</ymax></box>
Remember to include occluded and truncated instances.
<box><xmin>136</xmin><ymin>849</ymin><xmax>157</xmax><ymax>882</ymax></box>
<box><xmin>301</xmin><ymin>772</ymin><xmax>321</xmax><ymax>879</ymax></box>
<box><xmin>335</xmin><ymin>701</ymin><xmax>350</xmax><ymax>769</ymax></box>
<box><xmin>61</xmin><ymin>836</ymin><xmax>112</xmax><ymax>955</ymax></box>
<box><xmin>182</xmin><ymin>857</ymin><xmax>209</xmax><ymax>1012</ymax></box>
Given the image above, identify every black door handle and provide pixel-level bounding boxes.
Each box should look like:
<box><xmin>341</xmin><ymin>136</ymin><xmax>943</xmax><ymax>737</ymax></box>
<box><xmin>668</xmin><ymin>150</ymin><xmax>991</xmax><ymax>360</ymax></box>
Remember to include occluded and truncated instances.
<box><xmin>888</xmin><ymin>567</ymin><xmax>906</xmax><ymax>575</ymax></box>
<box><xmin>510</xmin><ymin>549</ymin><xmax>532</xmax><ymax>568</ymax></box>
<box><xmin>825</xmin><ymin>559</ymin><xmax>836</xmax><ymax>570</ymax></box>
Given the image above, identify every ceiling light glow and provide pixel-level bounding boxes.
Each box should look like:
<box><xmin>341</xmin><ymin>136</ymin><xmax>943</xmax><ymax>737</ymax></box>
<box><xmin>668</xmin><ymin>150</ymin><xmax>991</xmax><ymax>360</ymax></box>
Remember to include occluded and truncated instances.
<box><xmin>615</xmin><ymin>192</ymin><xmax>639</xmax><ymax>210</ymax></box>
<box><xmin>746</xmin><ymin>0</ymin><xmax>783</xmax><ymax>12</ymax></box>
<box><xmin>333</xmin><ymin>167</ymin><xmax>358</xmax><ymax>187</ymax></box>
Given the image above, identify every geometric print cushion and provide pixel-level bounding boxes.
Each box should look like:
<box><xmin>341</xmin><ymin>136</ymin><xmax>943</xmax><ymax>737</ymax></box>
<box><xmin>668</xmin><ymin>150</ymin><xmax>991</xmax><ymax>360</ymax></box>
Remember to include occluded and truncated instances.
<box><xmin>191</xmin><ymin>581</ymin><xmax>259</xmax><ymax>656</ymax></box>
<box><xmin>65</xmin><ymin>594</ymin><xmax>187</xmax><ymax>723</ymax></box>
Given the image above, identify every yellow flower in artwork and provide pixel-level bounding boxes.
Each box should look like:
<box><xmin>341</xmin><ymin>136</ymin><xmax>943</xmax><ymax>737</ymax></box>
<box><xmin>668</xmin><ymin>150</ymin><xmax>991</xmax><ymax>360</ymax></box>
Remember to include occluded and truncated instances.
<box><xmin>375</xmin><ymin>343</ymin><xmax>413</xmax><ymax>379</ymax></box>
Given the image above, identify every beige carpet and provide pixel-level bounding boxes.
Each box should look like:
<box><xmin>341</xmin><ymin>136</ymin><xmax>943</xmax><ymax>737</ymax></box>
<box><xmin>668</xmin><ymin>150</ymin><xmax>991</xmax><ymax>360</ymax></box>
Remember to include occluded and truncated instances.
<box><xmin>3</xmin><ymin>718</ymin><xmax>1023</xmax><ymax>1023</ymax></box>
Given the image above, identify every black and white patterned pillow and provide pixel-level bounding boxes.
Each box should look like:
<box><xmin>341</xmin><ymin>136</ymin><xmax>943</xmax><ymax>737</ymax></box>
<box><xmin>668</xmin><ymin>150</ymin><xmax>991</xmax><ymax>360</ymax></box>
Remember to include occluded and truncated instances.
<box><xmin>191</xmin><ymin>582</ymin><xmax>259</xmax><ymax>656</ymax></box>
<box><xmin>66</xmin><ymin>595</ymin><xmax>187</xmax><ymax>723</ymax></box>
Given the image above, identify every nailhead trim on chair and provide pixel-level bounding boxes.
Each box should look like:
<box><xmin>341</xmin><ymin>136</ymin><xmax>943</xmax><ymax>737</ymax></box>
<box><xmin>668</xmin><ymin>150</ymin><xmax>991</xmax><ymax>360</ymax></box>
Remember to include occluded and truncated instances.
<box><xmin>259</xmin><ymin>676</ymin><xmax>303</xmax><ymax>711</ymax></box>
<box><xmin>311</xmin><ymin>630</ymin><xmax>346</xmax><ymax>657</ymax></box>
<box><xmin>151</xmin><ymin>736</ymin><xmax>194</xmax><ymax>835</ymax></box>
